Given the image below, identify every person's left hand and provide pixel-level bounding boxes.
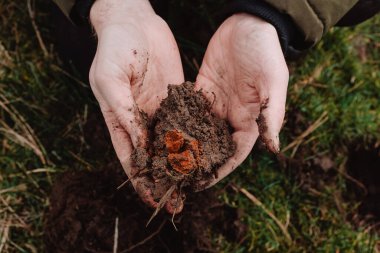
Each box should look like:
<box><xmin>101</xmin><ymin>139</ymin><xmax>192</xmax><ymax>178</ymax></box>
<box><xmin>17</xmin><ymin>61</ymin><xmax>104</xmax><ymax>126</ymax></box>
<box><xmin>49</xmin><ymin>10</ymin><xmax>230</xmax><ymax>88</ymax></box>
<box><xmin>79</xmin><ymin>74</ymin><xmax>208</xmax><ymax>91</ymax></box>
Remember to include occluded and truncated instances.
<box><xmin>194</xmin><ymin>14</ymin><xmax>289</xmax><ymax>190</ymax></box>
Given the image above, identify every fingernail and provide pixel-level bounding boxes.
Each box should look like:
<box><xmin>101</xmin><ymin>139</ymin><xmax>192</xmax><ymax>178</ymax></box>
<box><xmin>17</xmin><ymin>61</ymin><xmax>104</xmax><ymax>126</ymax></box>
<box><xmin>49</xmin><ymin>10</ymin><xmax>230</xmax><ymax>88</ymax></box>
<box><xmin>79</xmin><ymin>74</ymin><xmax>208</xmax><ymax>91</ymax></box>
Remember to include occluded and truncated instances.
<box><xmin>262</xmin><ymin>131</ymin><xmax>280</xmax><ymax>154</ymax></box>
<box><xmin>272</xmin><ymin>134</ymin><xmax>280</xmax><ymax>153</ymax></box>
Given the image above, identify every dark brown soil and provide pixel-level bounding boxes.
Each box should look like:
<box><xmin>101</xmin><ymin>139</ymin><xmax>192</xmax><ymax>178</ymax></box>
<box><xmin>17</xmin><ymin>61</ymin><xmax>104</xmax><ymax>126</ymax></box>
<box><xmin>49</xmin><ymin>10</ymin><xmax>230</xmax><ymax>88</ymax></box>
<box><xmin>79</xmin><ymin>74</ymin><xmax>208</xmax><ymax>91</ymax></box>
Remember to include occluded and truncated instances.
<box><xmin>44</xmin><ymin>168</ymin><xmax>247</xmax><ymax>253</ymax></box>
<box><xmin>347</xmin><ymin>143</ymin><xmax>380</xmax><ymax>220</ymax></box>
<box><xmin>132</xmin><ymin>82</ymin><xmax>235</xmax><ymax>197</ymax></box>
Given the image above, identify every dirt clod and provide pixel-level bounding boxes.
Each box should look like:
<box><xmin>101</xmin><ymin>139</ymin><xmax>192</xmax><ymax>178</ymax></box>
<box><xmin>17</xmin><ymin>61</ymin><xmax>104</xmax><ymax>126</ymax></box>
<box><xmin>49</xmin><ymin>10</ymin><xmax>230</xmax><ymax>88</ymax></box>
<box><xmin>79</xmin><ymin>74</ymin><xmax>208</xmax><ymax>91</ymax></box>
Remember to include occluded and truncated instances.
<box><xmin>133</xmin><ymin>82</ymin><xmax>235</xmax><ymax>200</ymax></box>
<box><xmin>44</xmin><ymin>169</ymin><xmax>247</xmax><ymax>253</ymax></box>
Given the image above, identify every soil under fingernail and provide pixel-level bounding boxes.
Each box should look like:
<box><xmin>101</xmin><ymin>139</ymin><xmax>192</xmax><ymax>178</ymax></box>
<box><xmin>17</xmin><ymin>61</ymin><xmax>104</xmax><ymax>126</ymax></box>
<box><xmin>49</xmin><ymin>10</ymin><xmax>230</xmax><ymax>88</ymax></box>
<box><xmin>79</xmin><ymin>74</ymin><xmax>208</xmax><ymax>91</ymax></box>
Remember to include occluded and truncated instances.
<box><xmin>256</xmin><ymin>98</ymin><xmax>279</xmax><ymax>153</ymax></box>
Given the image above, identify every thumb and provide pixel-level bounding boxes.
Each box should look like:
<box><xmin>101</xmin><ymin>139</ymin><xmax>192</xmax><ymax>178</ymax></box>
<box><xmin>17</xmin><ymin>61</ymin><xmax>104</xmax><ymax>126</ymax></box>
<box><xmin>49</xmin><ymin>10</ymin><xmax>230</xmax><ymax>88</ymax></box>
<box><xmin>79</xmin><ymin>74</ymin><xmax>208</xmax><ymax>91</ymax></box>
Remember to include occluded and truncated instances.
<box><xmin>257</xmin><ymin>68</ymin><xmax>289</xmax><ymax>153</ymax></box>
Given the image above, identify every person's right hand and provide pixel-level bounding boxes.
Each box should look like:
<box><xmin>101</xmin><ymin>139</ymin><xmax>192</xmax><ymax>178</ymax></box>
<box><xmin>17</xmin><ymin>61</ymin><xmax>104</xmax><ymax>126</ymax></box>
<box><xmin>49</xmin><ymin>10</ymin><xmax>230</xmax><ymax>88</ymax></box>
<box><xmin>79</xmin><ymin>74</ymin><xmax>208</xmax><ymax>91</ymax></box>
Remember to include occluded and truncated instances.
<box><xmin>89</xmin><ymin>0</ymin><xmax>184</xmax><ymax>212</ymax></box>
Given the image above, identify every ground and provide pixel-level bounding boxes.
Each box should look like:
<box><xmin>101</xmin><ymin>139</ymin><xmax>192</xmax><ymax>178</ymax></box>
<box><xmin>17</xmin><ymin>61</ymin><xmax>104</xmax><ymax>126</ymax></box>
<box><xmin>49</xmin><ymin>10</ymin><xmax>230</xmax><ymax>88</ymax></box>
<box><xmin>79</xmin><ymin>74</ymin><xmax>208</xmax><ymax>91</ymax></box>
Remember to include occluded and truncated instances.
<box><xmin>0</xmin><ymin>1</ymin><xmax>380</xmax><ymax>252</ymax></box>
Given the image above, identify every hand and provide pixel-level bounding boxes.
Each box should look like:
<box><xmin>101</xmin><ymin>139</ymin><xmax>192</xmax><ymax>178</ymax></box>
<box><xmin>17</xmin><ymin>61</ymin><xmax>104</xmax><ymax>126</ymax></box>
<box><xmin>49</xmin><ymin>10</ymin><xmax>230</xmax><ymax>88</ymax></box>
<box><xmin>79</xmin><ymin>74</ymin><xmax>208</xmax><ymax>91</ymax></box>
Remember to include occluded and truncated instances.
<box><xmin>195</xmin><ymin>14</ymin><xmax>289</xmax><ymax>189</ymax></box>
<box><xmin>89</xmin><ymin>0</ymin><xmax>184</xmax><ymax>212</ymax></box>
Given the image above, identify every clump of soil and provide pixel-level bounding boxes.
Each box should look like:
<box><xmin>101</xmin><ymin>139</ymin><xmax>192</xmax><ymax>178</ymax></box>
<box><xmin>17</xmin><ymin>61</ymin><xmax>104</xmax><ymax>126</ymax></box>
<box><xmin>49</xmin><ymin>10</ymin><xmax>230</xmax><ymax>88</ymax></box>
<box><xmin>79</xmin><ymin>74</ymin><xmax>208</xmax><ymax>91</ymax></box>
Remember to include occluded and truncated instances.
<box><xmin>44</xmin><ymin>169</ymin><xmax>247</xmax><ymax>253</ymax></box>
<box><xmin>133</xmin><ymin>82</ymin><xmax>235</xmax><ymax>194</ymax></box>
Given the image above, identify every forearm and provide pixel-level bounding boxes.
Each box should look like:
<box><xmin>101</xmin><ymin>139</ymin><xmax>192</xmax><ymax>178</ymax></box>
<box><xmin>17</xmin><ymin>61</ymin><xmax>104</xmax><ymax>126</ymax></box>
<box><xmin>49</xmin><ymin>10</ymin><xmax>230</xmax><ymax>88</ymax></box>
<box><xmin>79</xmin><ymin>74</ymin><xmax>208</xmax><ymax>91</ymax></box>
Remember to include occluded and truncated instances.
<box><xmin>337</xmin><ymin>0</ymin><xmax>380</xmax><ymax>26</ymax></box>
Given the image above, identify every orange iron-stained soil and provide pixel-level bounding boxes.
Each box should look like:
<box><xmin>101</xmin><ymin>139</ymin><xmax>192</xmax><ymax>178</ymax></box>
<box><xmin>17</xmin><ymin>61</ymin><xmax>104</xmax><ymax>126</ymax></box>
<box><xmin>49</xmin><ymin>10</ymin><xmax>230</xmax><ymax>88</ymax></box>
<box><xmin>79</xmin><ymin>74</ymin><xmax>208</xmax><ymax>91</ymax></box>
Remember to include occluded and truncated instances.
<box><xmin>165</xmin><ymin>129</ymin><xmax>201</xmax><ymax>174</ymax></box>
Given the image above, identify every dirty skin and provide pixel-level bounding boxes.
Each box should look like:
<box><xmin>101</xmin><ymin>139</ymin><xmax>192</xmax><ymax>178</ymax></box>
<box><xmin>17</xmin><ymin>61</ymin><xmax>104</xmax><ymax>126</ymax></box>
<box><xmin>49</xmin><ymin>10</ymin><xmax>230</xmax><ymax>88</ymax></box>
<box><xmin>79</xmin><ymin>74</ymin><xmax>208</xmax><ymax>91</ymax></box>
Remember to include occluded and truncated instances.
<box><xmin>256</xmin><ymin>98</ymin><xmax>279</xmax><ymax>153</ymax></box>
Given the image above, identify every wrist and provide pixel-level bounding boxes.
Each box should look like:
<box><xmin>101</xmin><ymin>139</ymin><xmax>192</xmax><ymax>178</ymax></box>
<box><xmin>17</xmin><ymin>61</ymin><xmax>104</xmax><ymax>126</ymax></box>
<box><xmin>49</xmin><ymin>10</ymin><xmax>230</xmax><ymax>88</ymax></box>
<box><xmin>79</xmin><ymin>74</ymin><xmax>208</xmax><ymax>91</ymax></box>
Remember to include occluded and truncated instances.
<box><xmin>226</xmin><ymin>14</ymin><xmax>278</xmax><ymax>41</ymax></box>
<box><xmin>222</xmin><ymin>0</ymin><xmax>298</xmax><ymax>55</ymax></box>
<box><xmin>228</xmin><ymin>13</ymin><xmax>277</xmax><ymax>31</ymax></box>
<box><xmin>90</xmin><ymin>0</ymin><xmax>155</xmax><ymax>33</ymax></box>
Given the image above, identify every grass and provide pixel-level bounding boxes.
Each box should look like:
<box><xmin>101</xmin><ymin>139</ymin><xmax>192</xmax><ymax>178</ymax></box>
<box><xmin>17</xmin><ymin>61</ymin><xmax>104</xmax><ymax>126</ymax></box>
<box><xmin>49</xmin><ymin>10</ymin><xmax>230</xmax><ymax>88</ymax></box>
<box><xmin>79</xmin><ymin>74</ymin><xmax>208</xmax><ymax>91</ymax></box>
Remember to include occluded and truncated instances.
<box><xmin>0</xmin><ymin>0</ymin><xmax>379</xmax><ymax>252</ymax></box>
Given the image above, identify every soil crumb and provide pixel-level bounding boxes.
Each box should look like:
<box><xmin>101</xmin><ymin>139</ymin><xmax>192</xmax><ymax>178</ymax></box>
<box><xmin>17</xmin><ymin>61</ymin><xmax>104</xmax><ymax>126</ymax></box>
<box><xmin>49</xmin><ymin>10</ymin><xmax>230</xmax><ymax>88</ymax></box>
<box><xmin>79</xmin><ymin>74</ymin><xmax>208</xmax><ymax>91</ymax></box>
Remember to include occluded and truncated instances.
<box><xmin>44</xmin><ymin>169</ymin><xmax>246</xmax><ymax>253</ymax></box>
<box><xmin>132</xmin><ymin>82</ymin><xmax>235</xmax><ymax>195</ymax></box>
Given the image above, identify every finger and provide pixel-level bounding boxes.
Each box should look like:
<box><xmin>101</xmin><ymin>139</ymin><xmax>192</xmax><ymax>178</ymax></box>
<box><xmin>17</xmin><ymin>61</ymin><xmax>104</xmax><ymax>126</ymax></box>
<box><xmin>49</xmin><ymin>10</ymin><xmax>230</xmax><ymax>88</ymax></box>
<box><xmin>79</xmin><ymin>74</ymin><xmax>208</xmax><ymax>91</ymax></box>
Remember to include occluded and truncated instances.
<box><xmin>133</xmin><ymin>177</ymin><xmax>158</xmax><ymax>209</ymax></box>
<box><xmin>257</xmin><ymin>64</ymin><xmax>289</xmax><ymax>153</ymax></box>
<box><xmin>102</xmin><ymin>109</ymin><xmax>134</xmax><ymax>167</ymax></box>
<box><xmin>102</xmin><ymin>109</ymin><xmax>158</xmax><ymax>208</ymax></box>
<box><xmin>95</xmin><ymin>76</ymin><xmax>148</xmax><ymax>149</ymax></box>
<box><xmin>165</xmin><ymin>189</ymin><xmax>184</xmax><ymax>214</ymax></box>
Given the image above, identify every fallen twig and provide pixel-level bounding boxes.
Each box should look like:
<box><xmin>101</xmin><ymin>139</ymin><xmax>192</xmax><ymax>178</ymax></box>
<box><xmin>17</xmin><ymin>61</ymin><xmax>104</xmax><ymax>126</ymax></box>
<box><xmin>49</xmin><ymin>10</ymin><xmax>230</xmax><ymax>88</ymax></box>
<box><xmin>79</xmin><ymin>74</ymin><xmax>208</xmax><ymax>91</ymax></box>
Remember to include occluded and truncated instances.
<box><xmin>113</xmin><ymin>217</ymin><xmax>119</xmax><ymax>253</ymax></box>
<box><xmin>51</xmin><ymin>64</ymin><xmax>88</xmax><ymax>88</ymax></box>
<box><xmin>0</xmin><ymin>93</ymin><xmax>49</xmax><ymax>165</ymax></box>
<box><xmin>146</xmin><ymin>185</ymin><xmax>176</xmax><ymax>227</ymax></box>
<box><xmin>0</xmin><ymin>215</ymin><xmax>10</xmax><ymax>253</ymax></box>
<box><xmin>121</xmin><ymin>219</ymin><xmax>166</xmax><ymax>253</ymax></box>
<box><xmin>337</xmin><ymin>158</ymin><xmax>368</xmax><ymax>195</ymax></box>
<box><xmin>282</xmin><ymin>111</ymin><xmax>328</xmax><ymax>155</ymax></box>
<box><xmin>0</xmin><ymin>196</ymin><xmax>28</xmax><ymax>229</ymax></box>
<box><xmin>171</xmin><ymin>183</ymin><xmax>184</xmax><ymax>231</ymax></box>
<box><xmin>27</xmin><ymin>0</ymin><xmax>48</xmax><ymax>58</ymax></box>
<box><xmin>231</xmin><ymin>184</ymin><xmax>292</xmax><ymax>244</ymax></box>
<box><xmin>116</xmin><ymin>169</ymin><xmax>149</xmax><ymax>190</ymax></box>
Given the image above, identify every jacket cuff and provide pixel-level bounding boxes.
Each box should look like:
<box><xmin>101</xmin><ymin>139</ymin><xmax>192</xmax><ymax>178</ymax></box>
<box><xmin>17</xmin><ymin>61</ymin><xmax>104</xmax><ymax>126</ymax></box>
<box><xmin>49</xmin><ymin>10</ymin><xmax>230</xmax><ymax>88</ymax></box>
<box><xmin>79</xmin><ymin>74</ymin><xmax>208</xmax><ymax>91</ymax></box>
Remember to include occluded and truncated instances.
<box><xmin>223</xmin><ymin>0</ymin><xmax>301</xmax><ymax>56</ymax></box>
<box><xmin>336</xmin><ymin>0</ymin><xmax>380</xmax><ymax>26</ymax></box>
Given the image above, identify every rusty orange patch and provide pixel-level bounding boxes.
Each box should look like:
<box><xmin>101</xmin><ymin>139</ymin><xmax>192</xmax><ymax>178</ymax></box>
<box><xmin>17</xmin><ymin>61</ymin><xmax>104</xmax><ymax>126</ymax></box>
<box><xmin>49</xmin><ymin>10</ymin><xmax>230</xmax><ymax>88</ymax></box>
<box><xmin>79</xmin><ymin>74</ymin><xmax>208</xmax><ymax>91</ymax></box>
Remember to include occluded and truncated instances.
<box><xmin>168</xmin><ymin>150</ymin><xmax>196</xmax><ymax>174</ymax></box>
<box><xmin>165</xmin><ymin>129</ymin><xmax>202</xmax><ymax>175</ymax></box>
<box><xmin>165</xmin><ymin>129</ymin><xmax>184</xmax><ymax>153</ymax></box>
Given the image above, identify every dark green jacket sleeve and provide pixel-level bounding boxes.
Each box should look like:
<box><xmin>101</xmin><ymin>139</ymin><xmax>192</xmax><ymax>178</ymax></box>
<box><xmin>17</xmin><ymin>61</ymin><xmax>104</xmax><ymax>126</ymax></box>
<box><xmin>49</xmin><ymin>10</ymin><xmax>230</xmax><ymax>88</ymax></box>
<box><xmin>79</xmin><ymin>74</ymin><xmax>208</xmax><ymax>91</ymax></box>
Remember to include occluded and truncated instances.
<box><xmin>263</xmin><ymin>0</ymin><xmax>358</xmax><ymax>45</ymax></box>
<box><xmin>53</xmin><ymin>0</ymin><xmax>75</xmax><ymax>20</ymax></box>
<box><xmin>54</xmin><ymin>0</ymin><xmax>380</xmax><ymax>52</ymax></box>
<box><xmin>226</xmin><ymin>0</ymin><xmax>380</xmax><ymax>54</ymax></box>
